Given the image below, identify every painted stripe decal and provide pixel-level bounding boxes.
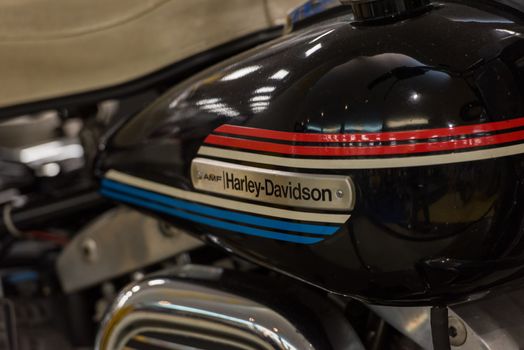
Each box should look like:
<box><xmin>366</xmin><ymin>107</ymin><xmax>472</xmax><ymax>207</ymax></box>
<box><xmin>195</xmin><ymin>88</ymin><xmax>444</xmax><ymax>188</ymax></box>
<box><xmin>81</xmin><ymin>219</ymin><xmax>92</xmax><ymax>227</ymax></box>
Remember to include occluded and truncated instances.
<box><xmin>214</xmin><ymin>117</ymin><xmax>524</xmax><ymax>143</ymax></box>
<box><xmin>101</xmin><ymin>189</ymin><xmax>323</xmax><ymax>244</ymax></box>
<box><xmin>198</xmin><ymin>143</ymin><xmax>524</xmax><ymax>169</ymax></box>
<box><xmin>102</xmin><ymin>179</ymin><xmax>339</xmax><ymax>235</ymax></box>
<box><xmin>205</xmin><ymin>129</ymin><xmax>524</xmax><ymax>156</ymax></box>
<box><xmin>105</xmin><ymin>170</ymin><xmax>350</xmax><ymax>224</ymax></box>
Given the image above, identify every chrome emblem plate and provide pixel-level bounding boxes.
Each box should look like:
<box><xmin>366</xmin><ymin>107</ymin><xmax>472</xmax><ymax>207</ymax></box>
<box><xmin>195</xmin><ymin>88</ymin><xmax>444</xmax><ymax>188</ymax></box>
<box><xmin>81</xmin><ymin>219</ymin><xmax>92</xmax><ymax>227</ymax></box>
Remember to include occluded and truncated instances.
<box><xmin>191</xmin><ymin>158</ymin><xmax>354</xmax><ymax>211</ymax></box>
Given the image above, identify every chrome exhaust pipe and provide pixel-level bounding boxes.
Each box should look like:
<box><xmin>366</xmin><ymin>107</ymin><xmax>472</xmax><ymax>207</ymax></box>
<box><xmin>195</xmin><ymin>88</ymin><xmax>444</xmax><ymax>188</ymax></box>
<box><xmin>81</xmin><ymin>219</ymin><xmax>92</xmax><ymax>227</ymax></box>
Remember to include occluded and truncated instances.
<box><xmin>96</xmin><ymin>265</ymin><xmax>364</xmax><ymax>350</ymax></box>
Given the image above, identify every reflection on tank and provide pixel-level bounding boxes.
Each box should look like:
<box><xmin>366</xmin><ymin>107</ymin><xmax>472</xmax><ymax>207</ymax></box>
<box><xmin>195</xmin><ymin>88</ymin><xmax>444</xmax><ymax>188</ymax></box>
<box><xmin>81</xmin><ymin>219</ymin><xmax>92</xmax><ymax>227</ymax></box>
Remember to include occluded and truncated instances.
<box><xmin>99</xmin><ymin>1</ymin><xmax>524</xmax><ymax>304</ymax></box>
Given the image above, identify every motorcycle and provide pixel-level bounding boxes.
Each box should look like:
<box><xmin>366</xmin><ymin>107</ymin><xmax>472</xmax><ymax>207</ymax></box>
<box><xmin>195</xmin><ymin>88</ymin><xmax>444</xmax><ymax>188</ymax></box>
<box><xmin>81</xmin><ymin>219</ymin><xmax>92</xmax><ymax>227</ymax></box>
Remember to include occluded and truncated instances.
<box><xmin>0</xmin><ymin>0</ymin><xmax>523</xmax><ymax>349</ymax></box>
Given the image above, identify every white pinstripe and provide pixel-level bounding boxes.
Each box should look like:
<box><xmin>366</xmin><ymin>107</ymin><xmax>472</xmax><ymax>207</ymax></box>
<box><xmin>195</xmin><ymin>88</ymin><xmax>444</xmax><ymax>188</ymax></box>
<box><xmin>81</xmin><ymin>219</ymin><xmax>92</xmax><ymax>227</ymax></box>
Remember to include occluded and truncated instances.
<box><xmin>105</xmin><ymin>170</ymin><xmax>350</xmax><ymax>224</ymax></box>
<box><xmin>197</xmin><ymin>143</ymin><xmax>524</xmax><ymax>169</ymax></box>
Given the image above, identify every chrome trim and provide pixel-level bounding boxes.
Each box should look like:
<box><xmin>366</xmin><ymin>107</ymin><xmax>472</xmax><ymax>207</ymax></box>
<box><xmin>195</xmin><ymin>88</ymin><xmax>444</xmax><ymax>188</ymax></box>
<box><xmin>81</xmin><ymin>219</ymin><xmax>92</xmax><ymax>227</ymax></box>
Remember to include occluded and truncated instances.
<box><xmin>0</xmin><ymin>138</ymin><xmax>83</xmax><ymax>165</ymax></box>
<box><xmin>191</xmin><ymin>157</ymin><xmax>355</xmax><ymax>211</ymax></box>
<box><xmin>96</xmin><ymin>265</ymin><xmax>364</xmax><ymax>350</ymax></box>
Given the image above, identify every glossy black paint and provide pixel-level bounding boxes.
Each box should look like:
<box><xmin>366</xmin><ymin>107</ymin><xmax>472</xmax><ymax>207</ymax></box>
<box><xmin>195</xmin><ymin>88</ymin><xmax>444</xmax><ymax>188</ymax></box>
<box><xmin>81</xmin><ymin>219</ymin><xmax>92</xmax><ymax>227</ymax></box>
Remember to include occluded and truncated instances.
<box><xmin>97</xmin><ymin>1</ymin><xmax>524</xmax><ymax>304</ymax></box>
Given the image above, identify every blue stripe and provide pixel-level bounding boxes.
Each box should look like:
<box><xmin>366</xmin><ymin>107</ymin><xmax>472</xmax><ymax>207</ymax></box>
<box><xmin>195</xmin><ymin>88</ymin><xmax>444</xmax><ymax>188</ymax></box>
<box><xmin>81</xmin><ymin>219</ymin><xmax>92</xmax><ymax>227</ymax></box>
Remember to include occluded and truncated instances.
<box><xmin>100</xmin><ymin>189</ymin><xmax>324</xmax><ymax>245</ymax></box>
<box><xmin>101</xmin><ymin>179</ymin><xmax>339</xmax><ymax>236</ymax></box>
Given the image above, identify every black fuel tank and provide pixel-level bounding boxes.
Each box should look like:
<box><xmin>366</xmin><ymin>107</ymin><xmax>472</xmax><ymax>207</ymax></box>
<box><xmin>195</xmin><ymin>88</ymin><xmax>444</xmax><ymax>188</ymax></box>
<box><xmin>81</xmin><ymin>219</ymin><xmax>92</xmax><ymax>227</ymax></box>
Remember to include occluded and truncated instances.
<box><xmin>96</xmin><ymin>1</ymin><xmax>524</xmax><ymax>304</ymax></box>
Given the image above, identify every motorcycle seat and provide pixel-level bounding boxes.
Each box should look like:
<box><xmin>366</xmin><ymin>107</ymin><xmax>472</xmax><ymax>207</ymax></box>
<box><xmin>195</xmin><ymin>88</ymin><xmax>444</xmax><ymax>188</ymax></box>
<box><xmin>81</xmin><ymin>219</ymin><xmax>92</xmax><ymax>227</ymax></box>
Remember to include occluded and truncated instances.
<box><xmin>0</xmin><ymin>0</ymin><xmax>302</xmax><ymax>108</ymax></box>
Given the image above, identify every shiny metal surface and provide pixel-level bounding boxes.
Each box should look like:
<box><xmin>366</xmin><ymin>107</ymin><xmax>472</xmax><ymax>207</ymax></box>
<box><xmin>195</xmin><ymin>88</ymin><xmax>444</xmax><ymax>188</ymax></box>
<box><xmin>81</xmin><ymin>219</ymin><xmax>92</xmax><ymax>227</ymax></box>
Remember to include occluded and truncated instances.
<box><xmin>372</xmin><ymin>287</ymin><xmax>524</xmax><ymax>350</ymax></box>
<box><xmin>57</xmin><ymin>207</ymin><xmax>202</xmax><ymax>293</ymax></box>
<box><xmin>0</xmin><ymin>137</ymin><xmax>84</xmax><ymax>177</ymax></box>
<box><xmin>96</xmin><ymin>265</ymin><xmax>365</xmax><ymax>350</ymax></box>
<box><xmin>370</xmin><ymin>305</ymin><xmax>433</xmax><ymax>349</ymax></box>
<box><xmin>191</xmin><ymin>158</ymin><xmax>354</xmax><ymax>211</ymax></box>
<box><xmin>450</xmin><ymin>288</ymin><xmax>524</xmax><ymax>350</ymax></box>
<box><xmin>14</xmin><ymin>138</ymin><xmax>83</xmax><ymax>165</ymax></box>
<box><xmin>0</xmin><ymin>111</ymin><xmax>84</xmax><ymax>176</ymax></box>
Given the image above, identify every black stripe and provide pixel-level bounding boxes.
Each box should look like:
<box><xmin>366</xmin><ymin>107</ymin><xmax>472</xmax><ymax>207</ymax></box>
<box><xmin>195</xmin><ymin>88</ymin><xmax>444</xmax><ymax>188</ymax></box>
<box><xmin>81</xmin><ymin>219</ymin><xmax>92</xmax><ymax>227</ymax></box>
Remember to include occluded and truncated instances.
<box><xmin>202</xmin><ymin>138</ymin><xmax>524</xmax><ymax>160</ymax></box>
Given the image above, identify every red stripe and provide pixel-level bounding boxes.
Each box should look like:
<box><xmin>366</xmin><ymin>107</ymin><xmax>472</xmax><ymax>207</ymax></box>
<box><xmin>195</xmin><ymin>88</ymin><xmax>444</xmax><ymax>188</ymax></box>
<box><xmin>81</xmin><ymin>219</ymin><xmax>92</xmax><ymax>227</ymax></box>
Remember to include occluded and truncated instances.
<box><xmin>214</xmin><ymin>117</ymin><xmax>524</xmax><ymax>143</ymax></box>
<box><xmin>204</xmin><ymin>130</ymin><xmax>524</xmax><ymax>156</ymax></box>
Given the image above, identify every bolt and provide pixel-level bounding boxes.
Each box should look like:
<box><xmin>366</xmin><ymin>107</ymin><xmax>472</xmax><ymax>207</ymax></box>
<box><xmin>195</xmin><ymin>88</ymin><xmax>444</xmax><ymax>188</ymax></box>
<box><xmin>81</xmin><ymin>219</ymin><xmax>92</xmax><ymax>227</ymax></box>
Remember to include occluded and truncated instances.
<box><xmin>448</xmin><ymin>316</ymin><xmax>467</xmax><ymax>346</ymax></box>
<box><xmin>336</xmin><ymin>190</ymin><xmax>344</xmax><ymax>198</ymax></box>
<box><xmin>81</xmin><ymin>238</ymin><xmax>98</xmax><ymax>263</ymax></box>
<box><xmin>132</xmin><ymin>271</ymin><xmax>144</xmax><ymax>281</ymax></box>
<box><xmin>158</xmin><ymin>221</ymin><xmax>179</xmax><ymax>237</ymax></box>
<box><xmin>449</xmin><ymin>326</ymin><xmax>458</xmax><ymax>338</ymax></box>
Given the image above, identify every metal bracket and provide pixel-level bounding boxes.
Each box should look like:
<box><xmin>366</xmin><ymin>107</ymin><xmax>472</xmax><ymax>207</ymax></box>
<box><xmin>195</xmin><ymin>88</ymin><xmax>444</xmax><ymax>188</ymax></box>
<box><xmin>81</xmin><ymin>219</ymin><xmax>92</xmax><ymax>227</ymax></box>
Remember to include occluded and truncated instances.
<box><xmin>56</xmin><ymin>207</ymin><xmax>202</xmax><ymax>293</ymax></box>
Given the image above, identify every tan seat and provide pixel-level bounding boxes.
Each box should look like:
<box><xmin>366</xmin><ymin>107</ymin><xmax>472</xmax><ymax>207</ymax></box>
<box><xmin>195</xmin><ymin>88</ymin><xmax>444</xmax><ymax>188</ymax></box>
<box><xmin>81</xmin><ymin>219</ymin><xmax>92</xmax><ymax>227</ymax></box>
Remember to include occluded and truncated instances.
<box><xmin>0</xmin><ymin>0</ymin><xmax>303</xmax><ymax>108</ymax></box>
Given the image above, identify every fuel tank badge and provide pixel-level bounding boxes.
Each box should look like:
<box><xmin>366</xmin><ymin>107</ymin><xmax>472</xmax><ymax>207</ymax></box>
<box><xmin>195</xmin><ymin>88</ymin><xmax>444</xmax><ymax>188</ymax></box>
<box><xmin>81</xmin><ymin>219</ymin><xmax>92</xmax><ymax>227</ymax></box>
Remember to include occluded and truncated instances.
<box><xmin>191</xmin><ymin>158</ymin><xmax>354</xmax><ymax>211</ymax></box>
